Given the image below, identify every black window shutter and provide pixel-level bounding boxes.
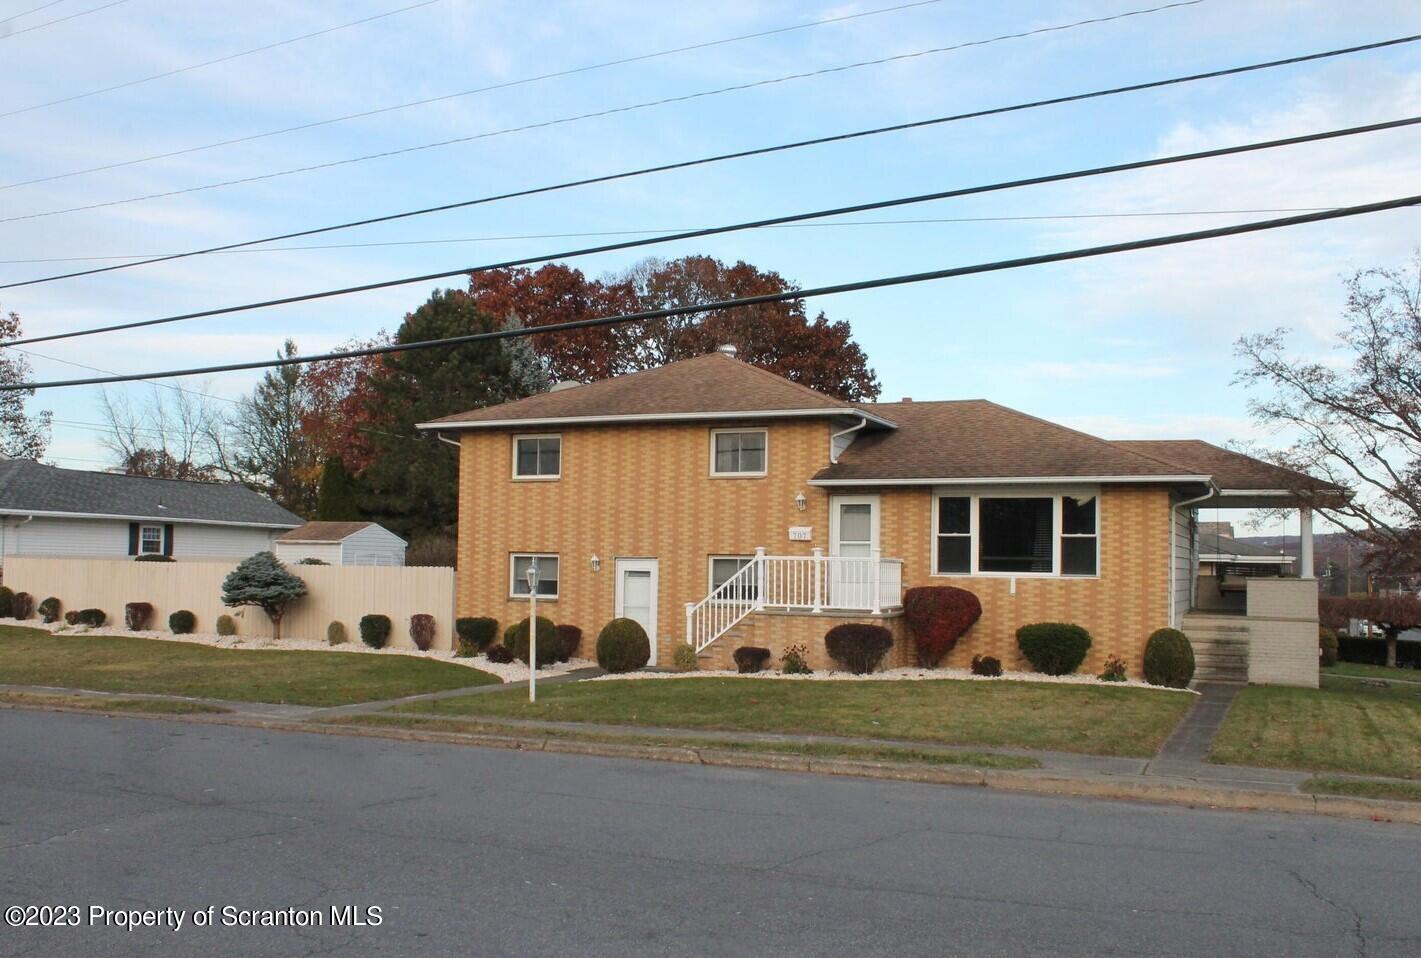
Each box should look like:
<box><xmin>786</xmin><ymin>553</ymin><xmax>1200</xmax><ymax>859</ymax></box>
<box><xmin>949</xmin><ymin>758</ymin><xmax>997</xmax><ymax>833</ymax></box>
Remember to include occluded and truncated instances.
<box><xmin>127</xmin><ymin>523</ymin><xmax>139</xmax><ymax>556</ymax></box>
<box><xmin>162</xmin><ymin>524</ymin><xmax>175</xmax><ymax>557</ymax></box>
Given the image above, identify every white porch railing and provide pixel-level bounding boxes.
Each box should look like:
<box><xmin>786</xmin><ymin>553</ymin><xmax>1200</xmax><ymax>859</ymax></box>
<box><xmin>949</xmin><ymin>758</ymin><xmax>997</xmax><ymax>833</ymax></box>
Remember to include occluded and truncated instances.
<box><xmin>684</xmin><ymin>547</ymin><xmax>904</xmax><ymax>653</ymax></box>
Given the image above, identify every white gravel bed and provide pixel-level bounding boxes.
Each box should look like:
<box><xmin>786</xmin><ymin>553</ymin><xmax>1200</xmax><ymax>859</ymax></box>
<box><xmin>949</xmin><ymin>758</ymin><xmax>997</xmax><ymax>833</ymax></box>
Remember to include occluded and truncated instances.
<box><xmin>0</xmin><ymin>617</ymin><xmax>593</xmax><ymax>682</ymax></box>
<box><xmin>591</xmin><ymin>665</ymin><xmax>1195</xmax><ymax>692</ymax></box>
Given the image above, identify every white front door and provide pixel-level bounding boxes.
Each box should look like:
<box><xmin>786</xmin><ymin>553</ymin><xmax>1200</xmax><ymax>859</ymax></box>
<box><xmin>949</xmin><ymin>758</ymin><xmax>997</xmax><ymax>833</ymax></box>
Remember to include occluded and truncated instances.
<box><xmin>829</xmin><ymin>495</ymin><xmax>880</xmax><ymax>609</ymax></box>
<box><xmin>615</xmin><ymin>558</ymin><xmax>659</xmax><ymax>665</ymax></box>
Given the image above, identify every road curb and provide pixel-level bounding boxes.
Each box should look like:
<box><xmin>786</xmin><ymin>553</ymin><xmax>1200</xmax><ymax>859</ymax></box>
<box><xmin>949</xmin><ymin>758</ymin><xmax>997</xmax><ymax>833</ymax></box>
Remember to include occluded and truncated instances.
<box><xmin>5</xmin><ymin>698</ymin><xmax>1420</xmax><ymax>825</ymax></box>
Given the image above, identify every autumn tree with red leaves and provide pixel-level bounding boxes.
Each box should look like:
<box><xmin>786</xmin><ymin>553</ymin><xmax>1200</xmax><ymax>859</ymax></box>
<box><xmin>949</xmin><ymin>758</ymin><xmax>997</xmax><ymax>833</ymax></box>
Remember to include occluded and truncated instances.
<box><xmin>1319</xmin><ymin>593</ymin><xmax>1421</xmax><ymax>668</ymax></box>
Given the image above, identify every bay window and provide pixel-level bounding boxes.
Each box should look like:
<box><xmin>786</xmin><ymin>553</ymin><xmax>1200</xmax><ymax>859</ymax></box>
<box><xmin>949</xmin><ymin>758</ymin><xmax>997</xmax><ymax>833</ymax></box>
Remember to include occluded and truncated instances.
<box><xmin>932</xmin><ymin>490</ymin><xmax>1099</xmax><ymax>577</ymax></box>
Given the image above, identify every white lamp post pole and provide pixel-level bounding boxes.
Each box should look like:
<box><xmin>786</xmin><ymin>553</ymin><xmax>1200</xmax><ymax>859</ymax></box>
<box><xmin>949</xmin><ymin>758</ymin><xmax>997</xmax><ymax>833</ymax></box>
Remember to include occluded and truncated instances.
<box><xmin>525</xmin><ymin>561</ymin><xmax>540</xmax><ymax>703</ymax></box>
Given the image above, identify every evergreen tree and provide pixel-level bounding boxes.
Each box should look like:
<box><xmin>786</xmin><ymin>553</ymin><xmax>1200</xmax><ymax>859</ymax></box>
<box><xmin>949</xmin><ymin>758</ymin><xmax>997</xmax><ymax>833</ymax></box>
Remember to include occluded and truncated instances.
<box><xmin>502</xmin><ymin>311</ymin><xmax>552</xmax><ymax>394</ymax></box>
<box><xmin>221</xmin><ymin>551</ymin><xmax>307</xmax><ymax>640</ymax></box>
<box><xmin>315</xmin><ymin>455</ymin><xmax>361</xmax><ymax>521</ymax></box>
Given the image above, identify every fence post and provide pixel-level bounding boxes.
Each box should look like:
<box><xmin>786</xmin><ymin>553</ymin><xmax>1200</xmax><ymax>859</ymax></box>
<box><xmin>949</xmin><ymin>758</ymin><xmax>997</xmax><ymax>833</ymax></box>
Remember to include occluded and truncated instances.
<box><xmin>870</xmin><ymin>547</ymin><xmax>882</xmax><ymax>614</ymax></box>
<box><xmin>811</xmin><ymin>547</ymin><xmax>823</xmax><ymax>613</ymax></box>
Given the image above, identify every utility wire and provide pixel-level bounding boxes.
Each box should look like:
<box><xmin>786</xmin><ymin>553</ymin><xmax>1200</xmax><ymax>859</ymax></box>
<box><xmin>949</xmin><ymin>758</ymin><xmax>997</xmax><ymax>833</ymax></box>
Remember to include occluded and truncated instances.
<box><xmin>0</xmin><ymin>207</ymin><xmax>1345</xmax><ymax>264</ymax></box>
<box><xmin>0</xmin><ymin>2</ymin><xmax>1215</xmax><ymax>219</ymax></box>
<box><xmin>7</xmin><ymin>114</ymin><xmax>1417</xmax><ymax>347</ymax></box>
<box><xmin>0</xmin><ymin>0</ymin><xmax>129</xmax><ymax>38</ymax></box>
<box><xmin>0</xmin><ymin>1</ymin><xmax>69</xmax><ymax>27</ymax></box>
<box><xmin>0</xmin><ymin>1</ymin><xmax>442</xmax><ymax>116</ymax></box>
<box><xmin>6</xmin><ymin>195</ymin><xmax>1418</xmax><ymax>392</ymax></box>
<box><xmin>6</xmin><ymin>343</ymin><xmax>240</xmax><ymax>404</ymax></box>
<box><xmin>0</xmin><ymin>0</ymin><xmax>1192</xmax><ymax>186</ymax></box>
<box><xmin>5</xmin><ymin>31</ymin><xmax>1413</xmax><ymax>289</ymax></box>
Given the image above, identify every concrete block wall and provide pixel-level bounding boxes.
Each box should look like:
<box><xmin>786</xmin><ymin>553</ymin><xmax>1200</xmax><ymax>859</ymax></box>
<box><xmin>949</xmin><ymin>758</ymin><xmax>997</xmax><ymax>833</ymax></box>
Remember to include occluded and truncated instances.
<box><xmin>1244</xmin><ymin>578</ymin><xmax>1319</xmax><ymax>688</ymax></box>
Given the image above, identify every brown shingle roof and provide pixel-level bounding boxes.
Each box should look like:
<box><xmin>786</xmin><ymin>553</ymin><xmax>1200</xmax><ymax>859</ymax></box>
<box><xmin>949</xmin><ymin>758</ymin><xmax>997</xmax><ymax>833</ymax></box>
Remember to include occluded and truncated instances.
<box><xmin>277</xmin><ymin>521</ymin><xmax>374</xmax><ymax>543</ymax></box>
<box><xmin>813</xmin><ymin>401</ymin><xmax>1203</xmax><ymax>483</ymax></box>
<box><xmin>1113</xmin><ymin>440</ymin><xmax>1341</xmax><ymax>493</ymax></box>
<box><xmin>418</xmin><ymin>352</ymin><xmax>879</xmax><ymax>428</ymax></box>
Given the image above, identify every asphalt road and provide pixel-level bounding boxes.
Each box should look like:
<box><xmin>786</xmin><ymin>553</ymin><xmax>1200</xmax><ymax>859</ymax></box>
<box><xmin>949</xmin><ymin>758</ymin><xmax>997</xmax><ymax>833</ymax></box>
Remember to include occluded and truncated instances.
<box><xmin>1</xmin><ymin>710</ymin><xmax>1418</xmax><ymax>957</ymax></box>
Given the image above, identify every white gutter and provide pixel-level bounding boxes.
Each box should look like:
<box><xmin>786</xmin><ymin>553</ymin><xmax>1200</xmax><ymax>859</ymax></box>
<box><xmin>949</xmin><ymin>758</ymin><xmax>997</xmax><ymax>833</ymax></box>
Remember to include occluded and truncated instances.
<box><xmin>828</xmin><ymin>416</ymin><xmax>868</xmax><ymax>464</ymax></box>
<box><xmin>1170</xmin><ymin>481</ymin><xmax>1219</xmax><ymax>627</ymax></box>
<box><xmin>434</xmin><ymin>432</ymin><xmax>461</xmax><ymax>449</ymax></box>
<box><xmin>417</xmin><ymin>407</ymin><xmax>899</xmax><ymax>431</ymax></box>
<box><xmin>0</xmin><ymin>509</ymin><xmax>300</xmax><ymax>530</ymax></box>
<box><xmin>810</xmin><ymin>474</ymin><xmax>1213</xmax><ymax>487</ymax></box>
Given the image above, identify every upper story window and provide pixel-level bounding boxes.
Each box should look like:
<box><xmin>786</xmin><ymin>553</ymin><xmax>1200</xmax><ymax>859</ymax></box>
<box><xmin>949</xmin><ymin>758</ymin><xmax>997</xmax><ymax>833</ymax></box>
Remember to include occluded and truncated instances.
<box><xmin>140</xmin><ymin>525</ymin><xmax>164</xmax><ymax>555</ymax></box>
<box><xmin>710</xmin><ymin>428</ymin><xmax>767</xmax><ymax>477</ymax></box>
<box><xmin>513</xmin><ymin>434</ymin><xmax>561</xmax><ymax>479</ymax></box>
<box><xmin>933</xmin><ymin>491</ymin><xmax>1099</xmax><ymax>578</ymax></box>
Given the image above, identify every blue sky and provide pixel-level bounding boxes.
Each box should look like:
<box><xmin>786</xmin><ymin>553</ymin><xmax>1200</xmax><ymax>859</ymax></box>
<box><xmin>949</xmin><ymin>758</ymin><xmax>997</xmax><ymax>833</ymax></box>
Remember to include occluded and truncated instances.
<box><xmin>1</xmin><ymin>0</ymin><xmax>1419</xmax><ymax>536</ymax></box>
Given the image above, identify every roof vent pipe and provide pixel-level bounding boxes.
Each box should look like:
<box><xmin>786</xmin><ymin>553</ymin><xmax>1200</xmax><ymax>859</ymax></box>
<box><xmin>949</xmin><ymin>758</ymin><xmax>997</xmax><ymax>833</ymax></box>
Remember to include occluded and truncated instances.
<box><xmin>716</xmin><ymin>344</ymin><xmax>738</xmax><ymax>359</ymax></box>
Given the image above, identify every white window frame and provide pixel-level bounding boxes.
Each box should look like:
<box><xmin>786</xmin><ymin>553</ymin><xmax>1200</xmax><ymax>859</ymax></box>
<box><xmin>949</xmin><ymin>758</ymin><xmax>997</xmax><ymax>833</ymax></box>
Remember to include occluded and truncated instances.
<box><xmin>512</xmin><ymin>433</ymin><xmax>562</xmax><ymax>480</ymax></box>
<box><xmin>929</xmin><ymin>486</ymin><xmax>1100</xmax><ymax>579</ymax></box>
<box><xmin>1059</xmin><ymin>494</ymin><xmax>1101</xmax><ymax>577</ymax></box>
<box><xmin>707</xmin><ymin>555</ymin><xmax>757</xmax><ymax>601</ymax></box>
<box><xmin>139</xmin><ymin>524</ymin><xmax>164</xmax><ymax>555</ymax></box>
<box><xmin>709</xmin><ymin>428</ymin><xmax>768</xmax><ymax>477</ymax></box>
<box><xmin>509</xmin><ymin>553</ymin><xmax>560</xmax><ymax>599</ymax></box>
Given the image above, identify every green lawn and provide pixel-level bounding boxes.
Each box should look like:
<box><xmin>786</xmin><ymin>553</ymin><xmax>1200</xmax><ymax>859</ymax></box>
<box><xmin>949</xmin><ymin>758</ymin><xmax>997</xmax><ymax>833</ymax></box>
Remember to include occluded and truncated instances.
<box><xmin>1211</xmin><ymin>673</ymin><xmax>1421</xmax><ymax>779</ymax></box>
<box><xmin>1303</xmin><ymin>776</ymin><xmax>1421</xmax><ymax>803</ymax></box>
<box><xmin>0</xmin><ymin>626</ymin><xmax>499</xmax><ymax>707</ymax></box>
<box><xmin>1327</xmin><ymin>662</ymin><xmax>1421</xmax><ymax>682</ymax></box>
<box><xmin>391</xmin><ymin>677</ymin><xmax>1194</xmax><ymax>757</ymax></box>
<box><xmin>1</xmin><ymin>691</ymin><xmax>231</xmax><ymax>714</ymax></box>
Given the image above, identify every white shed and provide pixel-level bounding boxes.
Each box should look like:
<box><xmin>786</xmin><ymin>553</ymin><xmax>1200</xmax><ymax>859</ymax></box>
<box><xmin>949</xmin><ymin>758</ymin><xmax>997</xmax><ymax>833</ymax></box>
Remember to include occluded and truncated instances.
<box><xmin>273</xmin><ymin>521</ymin><xmax>407</xmax><ymax>566</ymax></box>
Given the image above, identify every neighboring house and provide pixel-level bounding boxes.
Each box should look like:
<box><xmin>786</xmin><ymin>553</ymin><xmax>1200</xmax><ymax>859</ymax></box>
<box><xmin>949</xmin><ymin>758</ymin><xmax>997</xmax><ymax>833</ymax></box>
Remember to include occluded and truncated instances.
<box><xmin>420</xmin><ymin>349</ymin><xmax>1338</xmax><ymax>686</ymax></box>
<box><xmin>274</xmin><ymin>521</ymin><xmax>407</xmax><ymax>566</ymax></box>
<box><xmin>0</xmin><ymin>460</ymin><xmax>301</xmax><ymax>563</ymax></box>
<box><xmin>1194</xmin><ymin>522</ymin><xmax>1295</xmax><ymax>615</ymax></box>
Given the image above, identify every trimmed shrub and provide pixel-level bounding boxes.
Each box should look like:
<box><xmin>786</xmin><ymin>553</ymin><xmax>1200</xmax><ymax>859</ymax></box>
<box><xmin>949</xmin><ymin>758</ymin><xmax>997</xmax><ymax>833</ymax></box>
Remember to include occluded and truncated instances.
<box><xmin>503</xmin><ymin>622</ymin><xmax>519</xmax><ymax>648</ymax></box>
<box><xmin>76</xmin><ymin>608</ymin><xmax>106</xmax><ymax>628</ymax></box>
<box><xmin>134</xmin><ymin>554</ymin><xmax>174</xmax><ymax>562</ymax></box>
<box><xmin>781</xmin><ymin>643</ymin><xmax>812</xmax><ymax>675</ymax></box>
<box><xmin>1337</xmin><ymin>635</ymin><xmax>1421</xmax><ymax>668</ymax></box>
<box><xmin>215</xmin><ymin>614</ymin><xmax>237</xmax><ymax>636</ymax></box>
<box><xmin>455</xmin><ymin>617</ymin><xmax>498</xmax><ymax>657</ymax></box>
<box><xmin>169</xmin><ymin>610</ymin><xmax>196</xmax><ymax>635</ymax></box>
<box><xmin>327</xmin><ymin>620</ymin><xmax>347</xmax><ymax>646</ymax></box>
<box><xmin>1016</xmin><ymin>622</ymin><xmax>1092</xmax><ymax>676</ymax></box>
<box><xmin>903</xmin><ymin>586</ymin><xmax>982</xmax><ymax>667</ymax></box>
<box><xmin>485</xmin><ymin>644</ymin><xmax>514</xmax><ymax>664</ymax></box>
<box><xmin>556</xmin><ymin>624</ymin><xmax>582</xmax><ymax>663</ymax></box>
<box><xmin>63</xmin><ymin>610</ymin><xmax>80</xmax><ymax>626</ymax></box>
<box><xmin>221</xmin><ymin>551</ymin><xmax>306</xmax><ymax>641</ymax></box>
<box><xmin>824</xmin><ymin>623</ymin><xmax>894</xmax><ymax>675</ymax></box>
<box><xmin>297</xmin><ymin>557</ymin><xmax>328</xmax><ymax>565</ymax></box>
<box><xmin>1319</xmin><ymin>627</ymin><xmax>1339</xmax><ymax>668</ymax></box>
<box><xmin>38</xmin><ymin>597</ymin><xmax>61</xmax><ymax>624</ymax></box>
<box><xmin>733</xmin><ymin>646</ymin><xmax>771</xmax><ymax>674</ymax></box>
<box><xmin>0</xmin><ymin>586</ymin><xmax>13</xmax><ymax>618</ymax></box>
<box><xmin>11</xmin><ymin>592</ymin><xmax>33</xmax><ymax>620</ymax></box>
<box><xmin>360</xmin><ymin>614</ymin><xmax>392</xmax><ymax>649</ymax></box>
<box><xmin>509</xmin><ymin>616</ymin><xmax>559</xmax><ymax>666</ymax></box>
<box><xmin>410</xmin><ymin>613</ymin><xmax>436</xmax><ymax>652</ymax></box>
<box><xmin>671</xmin><ymin>643</ymin><xmax>698</xmax><ymax>672</ymax></box>
<box><xmin>124</xmin><ymin>602</ymin><xmax>154</xmax><ymax>631</ymax></box>
<box><xmin>1098</xmin><ymin>655</ymin><xmax>1128</xmax><ymax>682</ymax></box>
<box><xmin>970</xmin><ymin>654</ymin><xmax>1002</xmax><ymax>677</ymax></box>
<box><xmin>596</xmin><ymin>618</ymin><xmax>651</xmax><ymax>673</ymax></box>
<box><xmin>1143</xmin><ymin>628</ymin><xmax>1195</xmax><ymax>688</ymax></box>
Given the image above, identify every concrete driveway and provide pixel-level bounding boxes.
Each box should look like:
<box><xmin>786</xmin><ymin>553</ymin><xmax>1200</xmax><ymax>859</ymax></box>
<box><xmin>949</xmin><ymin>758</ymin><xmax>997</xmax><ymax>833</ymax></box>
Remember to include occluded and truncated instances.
<box><xmin>2</xmin><ymin>709</ymin><xmax>1418</xmax><ymax>957</ymax></box>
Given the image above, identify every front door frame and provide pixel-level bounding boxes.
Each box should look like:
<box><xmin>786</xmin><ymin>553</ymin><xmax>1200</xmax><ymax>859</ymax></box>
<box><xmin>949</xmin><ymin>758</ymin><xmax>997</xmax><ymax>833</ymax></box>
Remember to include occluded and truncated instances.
<box><xmin>614</xmin><ymin>557</ymin><xmax>659</xmax><ymax>666</ymax></box>
<box><xmin>828</xmin><ymin>495</ymin><xmax>880</xmax><ymax>609</ymax></box>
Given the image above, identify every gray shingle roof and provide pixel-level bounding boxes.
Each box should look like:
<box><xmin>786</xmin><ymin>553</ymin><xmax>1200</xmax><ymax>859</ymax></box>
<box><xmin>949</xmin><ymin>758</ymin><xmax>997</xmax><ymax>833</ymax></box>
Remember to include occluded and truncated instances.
<box><xmin>1199</xmin><ymin>531</ymin><xmax>1295</xmax><ymax>562</ymax></box>
<box><xmin>0</xmin><ymin>460</ymin><xmax>302</xmax><ymax>527</ymax></box>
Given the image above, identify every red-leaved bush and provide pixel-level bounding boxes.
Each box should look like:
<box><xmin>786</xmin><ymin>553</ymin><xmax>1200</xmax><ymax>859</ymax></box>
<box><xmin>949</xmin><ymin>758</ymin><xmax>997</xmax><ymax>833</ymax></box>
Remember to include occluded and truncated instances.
<box><xmin>903</xmin><ymin>586</ymin><xmax>982</xmax><ymax>667</ymax></box>
<box><xmin>1319</xmin><ymin>594</ymin><xmax>1421</xmax><ymax>668</ymax></box>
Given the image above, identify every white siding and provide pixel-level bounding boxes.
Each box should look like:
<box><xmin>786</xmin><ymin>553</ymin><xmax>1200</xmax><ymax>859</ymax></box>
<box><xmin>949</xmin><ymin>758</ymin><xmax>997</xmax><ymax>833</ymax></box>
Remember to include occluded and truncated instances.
<box><xmin>341</xmin><ymin>524</ymin><xmax>406</xmax><ymax>566</ymax></box>
<box><xmin>0</xmin><ymin>516</ymin><xmax>285</xmax><ymax>563</ymax></box>
<box><xmin>1170</xmin><ymin>501</ymin><xmax>1197</xmax><ymax>628</ymax></box>
<box><xmin>273</xmin><ymin>541</ymin><xmax>344</xmax><ymax>565</ymax></box>
<box><xmin>173</xmin><ymin>523</ymin><xmax>281</xmax><ymax>560</ymax></box>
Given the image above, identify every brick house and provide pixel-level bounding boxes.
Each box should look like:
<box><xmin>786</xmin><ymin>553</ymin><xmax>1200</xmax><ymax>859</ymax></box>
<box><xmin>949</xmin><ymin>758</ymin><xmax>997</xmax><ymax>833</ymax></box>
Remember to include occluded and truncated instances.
<box><xmin>421</xmin><ymin>349</ymin><xmax>1334</xmax><ymax>686</ymax></box>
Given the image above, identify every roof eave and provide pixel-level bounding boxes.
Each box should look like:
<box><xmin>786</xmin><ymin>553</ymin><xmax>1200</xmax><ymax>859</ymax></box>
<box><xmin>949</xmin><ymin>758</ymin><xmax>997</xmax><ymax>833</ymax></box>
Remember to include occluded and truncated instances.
<box><xmin>808</xmin><ymin>474</ymin><xmax>1213</xmax><ymax>487</ymax></box>
<box><xmin>0</xmin><ymin>508</ymin><xmax>301</xmax><ymax>529</ymax></box>
<box><xmin>418</xmin><ymin>408</ymin><xmax>898</xmax><ymax>431</ymax></box>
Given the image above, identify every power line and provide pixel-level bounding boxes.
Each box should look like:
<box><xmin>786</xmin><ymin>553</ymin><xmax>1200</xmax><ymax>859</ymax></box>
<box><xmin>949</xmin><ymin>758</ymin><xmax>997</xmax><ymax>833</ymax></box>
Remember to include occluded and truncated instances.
<box><xmin>0</xmin><ymin>3</ymin><xmax>1215</xmax><ymax>221</ymax></box>
<box><xmin>0</xmin><ymin>1</ymin><xmax>70</xmax><ymax>27</ymax></box>
<box><xmin>7</xmin><ymin>195</ymin><xmax>1419</xmax><ymax>392</ymax></box>
<box><xmin>0</xmin><ymin>0</ymin><xmax>1193</xmax><ymax>187</ymax></box>
<box><xmin>0</xmin><ymin>207</ymin><xmax>1347</xmax><ymax>264</ymax></box>
<box><xmin>0</xmin><ymin>0</ymin><xmax>131</xmax><ymax>39</ymax></box>
<box><xmin>0</xmin><ymin>1</ymin><xmax>442</xmax><ymax>117</ymax></box>
<box><xmin>8</xmin><ymin>114</ymin><xmax>1417</xmax><ymax>347</ymax></box>
<box><xmin>5</xmin><ymin>32</ymin><xmax>1413</xmax><ymax>289</ymax></box>
<box><xmin>6</xmin><ymin>343</ymin><xmax>240</xmax><ymax>404</ymax></box>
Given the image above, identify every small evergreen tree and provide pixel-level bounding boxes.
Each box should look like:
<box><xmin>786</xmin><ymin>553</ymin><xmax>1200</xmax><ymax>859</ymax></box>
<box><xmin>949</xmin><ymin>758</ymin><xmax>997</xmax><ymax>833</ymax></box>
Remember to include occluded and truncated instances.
<box><xmin>221</xmin><ymin>551</ymin><xmax>307</xmax><ymax>640</ymax></box>
<box><xmin>315</xmin><ymin>455</ymin><xmax>361</xmax><ymax>521</ymax></box>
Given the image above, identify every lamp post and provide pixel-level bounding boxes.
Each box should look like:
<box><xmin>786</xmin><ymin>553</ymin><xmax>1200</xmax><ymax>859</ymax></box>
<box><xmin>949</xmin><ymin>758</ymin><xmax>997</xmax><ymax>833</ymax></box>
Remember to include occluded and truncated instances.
<box><xmin>525</xmin><ymin>560</ymin><xmax>540</xmax><ymax>702</ymax></box>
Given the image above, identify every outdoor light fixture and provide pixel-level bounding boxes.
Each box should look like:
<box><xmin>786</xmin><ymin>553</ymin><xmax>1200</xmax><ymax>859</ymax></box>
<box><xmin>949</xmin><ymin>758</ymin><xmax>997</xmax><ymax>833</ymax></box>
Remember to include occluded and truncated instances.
<box><xmin>525</xmin><ymin>560</ymin><xmax>540</xmax><ymax>703</ymax></box>
<box><xmin>794</xmin><ymin>492</ymin><xmax>807</xmax><ymax>512</ymax></box>
<box><xmin>590</xmin><ymin>554</ymin><xmax>601</xmax><ymax>572</ymax></box>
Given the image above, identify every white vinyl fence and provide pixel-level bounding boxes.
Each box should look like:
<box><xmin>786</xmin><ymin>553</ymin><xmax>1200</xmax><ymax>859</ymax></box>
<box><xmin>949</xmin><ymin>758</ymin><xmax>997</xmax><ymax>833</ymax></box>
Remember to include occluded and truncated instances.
<box><xmin>3</xmin><ymin>558</ymin><xmax>456</xmax><ymax>650</ymax></box>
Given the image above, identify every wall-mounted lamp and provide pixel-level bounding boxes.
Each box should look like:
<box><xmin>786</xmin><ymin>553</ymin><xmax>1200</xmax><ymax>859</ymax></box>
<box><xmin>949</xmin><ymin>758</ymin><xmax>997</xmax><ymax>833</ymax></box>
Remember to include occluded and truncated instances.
<box><xmin>794</xmin><ymin>492</ymin><xmax>807</xmax><ymax>512</ymax></box>
<box><xmin>590</xmin><ymin>554</ymin><xmax>601</xmax><ymax>572</ymax></box>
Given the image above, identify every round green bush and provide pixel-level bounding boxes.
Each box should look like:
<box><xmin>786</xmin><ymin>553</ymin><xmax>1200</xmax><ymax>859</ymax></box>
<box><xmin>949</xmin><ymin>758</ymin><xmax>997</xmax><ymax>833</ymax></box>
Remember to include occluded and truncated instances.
<box><xmin>1319</xmin><ymin>626</ymin><xmax>1339</xmax><ymax>668</ymax></box>
<box><xmin>509</xmin><ymin>616</ymin><xmax>559</xmax><ymax>666</ymax></box>
<box><xmin>38</xmin><ymin>597</ymin><xmax>61</xmax><ymax>624</ymax></box>
<box><xmin>360</xmin><ymin>614</ymin><xmax>392</xmax><ymax>649</ymax></box>
<box><xmin>1016</xmin><ymin>622</ymin><xmax>1092</xmax><ymax>675</ymax></box>
<box><xmin>1143</xmin><ymin>628</ymin><xmax>1195</xmax><ymax>688</ymax></box>
<box><xmin>596</xmin><ymin>618</ymin><xmax>651</xmax><ymax>673</ymax></box>
<box><xmin>169</xmin><ymin>610</ymin><xmax>196</xmax><ymax>634</ymax></box>
<box><xmin>671</xmin><ymin>643</ymin><xmax>698</xmax><ymax>672</ymax></box>
<box><xmin>0</xmin><ymin>586</ymin><xmax>14</xmax><ymax>618</ymax></box>
<box><xmin>327</xmin><ymin>620</ymin><xmax>348</xmax><ymax>645</ymax></box>
<box><xmin>76</xmin><ymin>608</ymin><xmax>107</xmax><ymax>628</ymax></box>
<box><xmin>455</xmin><ymin>617</ymin><xmax>499</xmax><ymax>657</ymax></box>
<box><xmin>215</xmin><ymin>614</ymin><xmax>237</xmax><ymax>637</ymax></box>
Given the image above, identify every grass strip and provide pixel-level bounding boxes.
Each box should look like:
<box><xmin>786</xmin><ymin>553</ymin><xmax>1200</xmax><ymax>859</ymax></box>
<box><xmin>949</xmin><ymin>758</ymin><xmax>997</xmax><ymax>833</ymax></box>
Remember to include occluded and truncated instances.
<box><xmin>0</xmin><ymin>691</ymin><xmax>231</xmax><ymax>715</ymax></box>
<box><xmin>1302</xmin><ymin>776</ymin><xmax>1421</xmax><ymax>803</ymax></box>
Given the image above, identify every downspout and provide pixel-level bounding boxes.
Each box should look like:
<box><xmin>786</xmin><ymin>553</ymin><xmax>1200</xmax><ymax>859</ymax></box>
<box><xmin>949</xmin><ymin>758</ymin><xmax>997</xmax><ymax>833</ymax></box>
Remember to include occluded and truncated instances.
<box><xmin>1170</xmin><ymin>481</ymin><xmax>1218</xmax><ymax>627</ymax></box>
<box><xmin>435</xmin><ymin>431</ymin><xmax>461</xmax><ymax>449</ymax></box>
<box><xmin>829</xmin><ymin>416</ymin><xmax>868</xmax><ymax>464</ymax></box>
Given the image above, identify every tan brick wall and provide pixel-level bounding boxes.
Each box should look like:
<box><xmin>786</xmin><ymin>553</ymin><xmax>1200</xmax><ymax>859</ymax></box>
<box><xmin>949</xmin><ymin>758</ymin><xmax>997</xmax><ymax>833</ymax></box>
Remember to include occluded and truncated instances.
<box><xmin>455</xmin><ymin>423</ymin><xmax>1173</xmax><ymax>674</ymax></box>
